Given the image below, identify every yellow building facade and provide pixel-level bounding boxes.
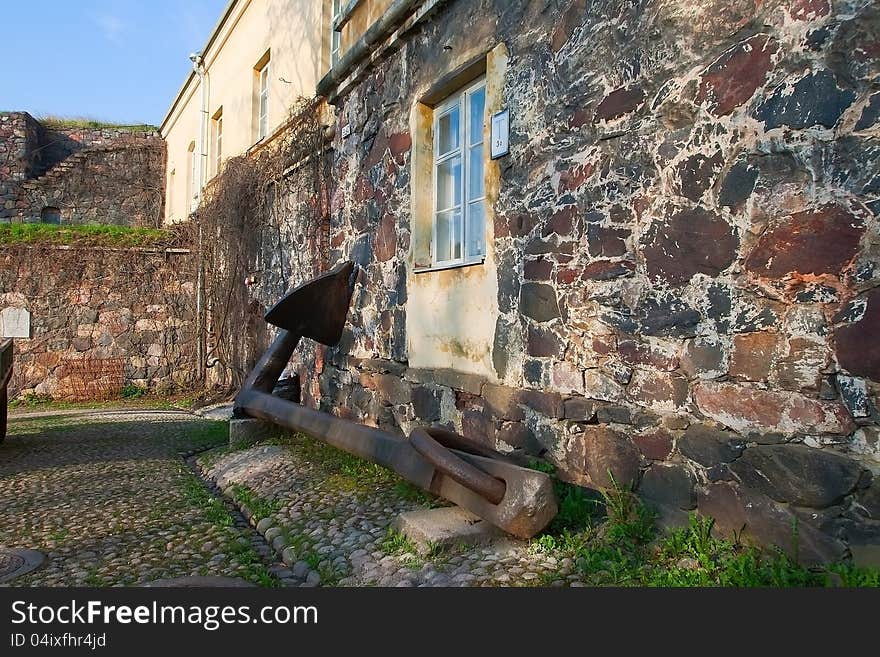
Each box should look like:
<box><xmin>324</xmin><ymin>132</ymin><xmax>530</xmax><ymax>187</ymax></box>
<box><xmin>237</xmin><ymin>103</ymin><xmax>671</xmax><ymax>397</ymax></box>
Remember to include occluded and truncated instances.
<box><xmin>160</xmin><ymin>0</ymin><xmax>334</xmax><ymax>224</ymax></box>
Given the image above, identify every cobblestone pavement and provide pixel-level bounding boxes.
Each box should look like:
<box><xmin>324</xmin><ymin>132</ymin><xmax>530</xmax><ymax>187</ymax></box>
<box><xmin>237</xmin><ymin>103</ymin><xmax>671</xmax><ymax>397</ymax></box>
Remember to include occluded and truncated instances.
<box><xmin>0</xmin><ymin>411</ymin><xmax>281</xmax><ymax>587</ymax></box>
<box><xmin>200</xmin><ymin>434</ymin><xmax>584</xmax><ymax>587</ymax></box>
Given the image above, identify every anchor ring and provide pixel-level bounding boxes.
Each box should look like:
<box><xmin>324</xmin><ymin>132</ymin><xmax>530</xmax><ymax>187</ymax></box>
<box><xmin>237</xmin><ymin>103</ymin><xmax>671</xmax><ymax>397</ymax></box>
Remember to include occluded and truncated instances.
<box><xmin>409</xmin><ymin>427</ymin><xmax>507</xmax><ymax>505</ymax></box>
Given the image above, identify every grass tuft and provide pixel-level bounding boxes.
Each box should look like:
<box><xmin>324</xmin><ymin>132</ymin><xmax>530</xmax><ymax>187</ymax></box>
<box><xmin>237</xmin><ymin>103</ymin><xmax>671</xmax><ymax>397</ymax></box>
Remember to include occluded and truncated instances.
<box><xmin>38</xmin><ymin>116</ymin><xmax>157</xmax><ymax>132</ymax></box>
<box><xmin>526</xmin><ymin>467</ymin><xmax>880</xmax><ymax>587</ymax></box>
<box><xmin>229</xmin><ymin>484</ymin><xmax>281</xmax><ymax>522</ymax></box>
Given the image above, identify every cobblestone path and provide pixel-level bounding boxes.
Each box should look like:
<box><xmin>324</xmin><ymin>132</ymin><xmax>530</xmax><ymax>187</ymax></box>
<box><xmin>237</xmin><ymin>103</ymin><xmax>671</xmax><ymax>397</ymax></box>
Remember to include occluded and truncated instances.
<box><xmin>201</xmin><ymin>434</ymin><xmax>583</xmax><ymax>587</ymax></box>
<box><xmin>0</xmin><ymin>411</ymin><xmax>280</xmax><ymax>586</ymax></box>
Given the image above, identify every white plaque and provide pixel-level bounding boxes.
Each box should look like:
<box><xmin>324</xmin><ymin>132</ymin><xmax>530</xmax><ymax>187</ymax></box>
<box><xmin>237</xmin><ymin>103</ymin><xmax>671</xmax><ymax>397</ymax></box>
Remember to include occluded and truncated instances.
<box><xmin>490</xmin><ymin>108</ymin><xmax>510</xmax><ymax>159</ymax></box>
<box><xmin>0</xmin><ymin>307</ymin><xmax>30</xmax><ymax>339</ymax></box>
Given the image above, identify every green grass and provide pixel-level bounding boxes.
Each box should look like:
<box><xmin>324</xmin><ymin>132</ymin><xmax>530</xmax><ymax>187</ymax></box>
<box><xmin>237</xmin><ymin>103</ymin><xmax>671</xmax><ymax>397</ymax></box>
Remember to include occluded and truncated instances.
<box><xmin>230</xmin><ymin>484</ymin><xmax>281</xmax><ymax>522</ymax></box>
<box><xmin>121</xmin><ymin>384</ymin><xmax>148</xmax><ymax>399</ymax></box>
<box><xmin>379</xmin><ymin>527</ymin><xmax>416</xmax><ymax>556</ymax></box>
<box><xmin>0</xmin><ymin>223</ymin><xmax>171</xmax><ymax>247</ymax></box>
<box><xmin>181</xmin><ymin>471</ymin><xmax>234</xmax><ymax>527</ymax></box>
<box><xmin>9</xmin><ymin>392</ymin><xmax>197</xmax><ymax>412</ymax></box>
<box><xmin>378</xmin><ymin>527</ymin><xmax>425</xmax><ymax>569</ymax></box>
<box><xmin>38</xmin><ymin>116</ymin><xmax>157</xmax><ymax>132</ymax></box>
<box><xmin>224</xmin><ymin>537</ymin><xmax>279</xmax><ymax>587</ymax></box>
<box><xmin>528</xmin><ymin>459</ymin><xmax>600</xmax><ymax>533</ymax></box>
<box><xmin>529</xmin><ymin>478</ymin><xmax>880</xmax><ymax>587</ymax></box>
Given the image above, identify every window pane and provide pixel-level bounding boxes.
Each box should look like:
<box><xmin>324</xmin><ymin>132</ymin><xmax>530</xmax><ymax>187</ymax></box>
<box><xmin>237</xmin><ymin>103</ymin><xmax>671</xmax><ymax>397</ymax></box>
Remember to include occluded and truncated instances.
<box><xmin>467</xmin><ymin>144</ymin><xmax>484</xmax><ymax>201</ymax></box>
<box><xmin>436</xmin><ymin>155</ymin><xmax>461</xmax><ymax>210</ymax></box>
<box><xmin>435</xmin><ymin>209</ymin><xmax>452</xmax><ymax>262</ymax></box>
<box><xmin>466</xmin><ymin>200</ymin><xmax>485</xmax><ymax>258</ymax></box>
<box><xmin>468</xmin><ymin>86</ymin><xmax>486</xmax><ymax>145</ymax></box>
<box><xmin>435</xmin><ymin>208</ymin><xmax>463</xmax><ymax>263</ymax></box>
<box><xmin>437</xmin><ymin>107</ymin><xmax>460</xmax><ymax>156</ymax></box>
<box><xmin>452</xmin><ymin>208</ymin><xmax>463</xmax><ymax>260</ymax></box>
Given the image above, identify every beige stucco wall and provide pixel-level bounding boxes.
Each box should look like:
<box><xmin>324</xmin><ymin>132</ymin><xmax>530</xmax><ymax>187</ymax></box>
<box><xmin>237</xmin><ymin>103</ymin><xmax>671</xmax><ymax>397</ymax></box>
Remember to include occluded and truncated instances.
<box><xmin>339</xmin><ymin>0</ymin><xmax>395</xmax><ymax>55</ymax></box>
<box><xmin>161</xmin><ymin>0</ymin><xmax>327</xmax><ymax>224</ymax></box>
<box><xmin>405</xmin><ymin>44</ymin><xmax>509</xmax><ymax>382</ymax></box>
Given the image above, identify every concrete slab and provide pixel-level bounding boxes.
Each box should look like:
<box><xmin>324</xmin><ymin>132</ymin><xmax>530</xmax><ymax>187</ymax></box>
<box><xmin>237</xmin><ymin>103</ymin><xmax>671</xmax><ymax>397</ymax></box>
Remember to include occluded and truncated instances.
<box><xmin>229</xmin><ymin>417</ymin><xmax>286</xmax><ymax>448</ymax></box>
<box><xmin>392</xmin><ymin>506</ymin><xmax>504</xmax><ymax>554</ymax></box>
<box><xmin>196</xmin><ymin>402</ymin><xmax>235</xmax><ymax>421</ymax></box>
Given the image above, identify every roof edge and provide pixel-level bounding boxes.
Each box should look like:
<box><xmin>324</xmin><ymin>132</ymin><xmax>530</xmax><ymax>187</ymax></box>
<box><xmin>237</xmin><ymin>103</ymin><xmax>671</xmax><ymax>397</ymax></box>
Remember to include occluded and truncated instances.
<box><xmin>159</xmin><ymin>0</ymin><xmax>240</xmax><ymax>134</ymax></box>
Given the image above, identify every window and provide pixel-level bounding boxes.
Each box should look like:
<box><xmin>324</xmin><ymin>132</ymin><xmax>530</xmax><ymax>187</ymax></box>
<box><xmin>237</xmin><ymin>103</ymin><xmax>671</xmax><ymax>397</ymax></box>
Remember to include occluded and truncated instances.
<box><xmin>40</xmin><ymin>206</ymin><xmax>61</xmax><ymax>224</ymax></box>
<box><xmin>168</xmin><ymin>169</ymin><xmax>175</xmax><ymax>219</ymax></box>
<box><xmin>432</xmin><ymin>77</ymin><xmax>487</xmax><ymax>267</ymax></box>
<box><xmin>258</xmin><ymin>61</ymin><xmax>270</xmax><ymax>140</ymax></box>
<box><xmin>330</xmin><ymin>0</ymin><xmax>342</xmax><ymax>66</ymax></box>
<box><xmin>211</xmin><ymin>108</ymin><xmax>223</xmax><ymax>176</ymax></box>
<box><xmin>188</xmin><ymin>141</ymin><xmax>198</xmax><ymax>213</ymax></box>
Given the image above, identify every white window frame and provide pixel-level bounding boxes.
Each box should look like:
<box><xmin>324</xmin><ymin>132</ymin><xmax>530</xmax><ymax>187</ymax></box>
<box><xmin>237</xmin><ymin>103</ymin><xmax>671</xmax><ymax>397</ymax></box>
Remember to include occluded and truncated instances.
<box><xmin>168</xmin><ymin>169</ymin><xmax>175</xmax><ymax>219</ymax></box>
<box><xmin>188</xmin><ymin>143</ymin><xmax>198</xmax><ymax>213</ymax></box>
<box><xmin>258</xmin><ymin>63</ymin><xmax>270</xmax><ymax>140</ymax></box>
<box><xmin>429</xmin><ymin>77</ymin><xmax>487</xmax><ymax>270</ymax></box>
<box><xmin>330</xmin><ymin>0</ymin><xmax>342</xmax><ymax>67</ymax></box>
<box><xmin>212</xmin><ymin>111</ymin><xmax>223</xmax><ymax>176</ymax></box>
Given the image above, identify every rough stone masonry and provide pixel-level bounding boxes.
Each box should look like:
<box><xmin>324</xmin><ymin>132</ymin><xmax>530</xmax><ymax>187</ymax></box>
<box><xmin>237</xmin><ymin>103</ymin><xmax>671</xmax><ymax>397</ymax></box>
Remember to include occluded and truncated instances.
<box><xmin>0</xmin><ymin>112</ymin><xmax>165</xmax><ymax>227</ymax></box>
<box><xmin>0</xmin><ymin>246</ymin><xmax>198</xmax><ymax>400</ymax></box>
<box><xmin>244</xmin><ymin>0</ymin><xmax>880</xmax><ymax>564</ymax></box>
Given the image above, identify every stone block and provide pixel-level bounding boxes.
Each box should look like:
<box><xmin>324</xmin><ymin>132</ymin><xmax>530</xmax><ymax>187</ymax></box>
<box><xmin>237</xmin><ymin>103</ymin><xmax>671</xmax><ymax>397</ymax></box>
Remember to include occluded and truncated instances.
<box><xmin>518</xmin><ymin>389</ymin><xmax>563</xmax><ymax>418</ymax></box>
<box><xmin>639</xmin><ymin>463</ymin><xmax>697</xmax><ymax>510</ymax></box>
<box><xmin>730</xmin><ymin>332</ymin><xmax>778</xmax><ymax>381</ymax></box>
<box><xmin>406</xmin><ymin>368</ymin><xmax>485</xmax><ymax>395</ymax></box>
<box><xmin>229</xmin><ymin>418</ymin><xmax>285</xmax><ymax>448</ymax></box>
<box><xmin>694</xmin><ymin>382</ymin><xmax>855</xmax><ymax>437</ymax></box>
<box><xmin>697</xmin><ymin>481</ymin><xmax>847</xmax><ymax>565</ymax></box>
<box><xmin>835</xmin><ymin>288</ymin><xmax>880</xmax><ymax>382</ymax></box>
<box><xmin>563</xmin><ymin>397</ymin><xmax>597</xmax><ymax>421</ymax></box>
<box><xmin>634</xmin><ymin>429</ymin><xmax>674</xmax><ymax>460</ymax></box>
<box><xmin>728</xmin><ymin>444</ymin><xmax>866</xmax><ymax>508</ymax></box>
<box><xmin>520</xmin><ymin>283</ymin><xmax>561</xmax><ymax>322</ymax></box>
<box><xmin>563</xmin><ymin>426</ymin><xmax>640</xmax><ymax>489</ymax></box>
<box><xmin>391</xmin><ymin>507</ymin><xmax>503</xmax><ymax>554</ymax></box>
<box><xmin>681</xmin><ymin>337</ymin><xmax>726</xmax><ymax>378</ymax></box>
<box><xmin>678</xmin><ymin>424</ymin><xmax>745</xmax><ymax>467</ymax></box>
<box><xmin>483</xmin><ymin>383</ymin><xmax>525</xmax><ymax>421</ymax></box>
<box><xmin>550</xmin><ymin>361</ymin><xmax>584</xmax><ymax>394</ymax></box>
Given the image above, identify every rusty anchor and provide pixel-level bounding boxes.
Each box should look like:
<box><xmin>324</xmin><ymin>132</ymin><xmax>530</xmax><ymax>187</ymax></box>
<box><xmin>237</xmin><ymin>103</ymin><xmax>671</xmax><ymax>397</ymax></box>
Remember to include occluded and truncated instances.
<box><xmin>1</xmin><ymin>339</ymin><xmax>11</xmax><ymax>442</ymax></box>
<box><xmin>234</xmin><ymin>261</ymin><xmax>557</xmax><ymax>539</ymax></box>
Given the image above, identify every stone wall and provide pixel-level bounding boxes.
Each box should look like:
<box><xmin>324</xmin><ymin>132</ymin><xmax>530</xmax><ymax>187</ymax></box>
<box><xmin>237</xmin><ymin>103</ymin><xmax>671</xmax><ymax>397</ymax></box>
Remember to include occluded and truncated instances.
<box><xmin>269</xmin><ymin>0</ymin><xmax>880</xmax><ymax>564</ymax></box>
<box><xmin>0</xmin><ymin>113</ymin><xmax>41</xmax><ymax>216</ymax></box>
<box><xmin>0</xmin><ymin>245</ymin><xmax>197</xmax><ymax>399</ymax></box>
<box><xmin>0</xmin><ymin>112</ymin><xmax>165</xmax><ymax>226</ymax></box>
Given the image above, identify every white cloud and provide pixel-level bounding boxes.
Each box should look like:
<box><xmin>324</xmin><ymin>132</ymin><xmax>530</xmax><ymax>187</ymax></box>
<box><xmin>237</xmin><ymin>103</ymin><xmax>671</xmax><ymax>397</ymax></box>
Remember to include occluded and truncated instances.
<box><xmin>95</xmin><ymin>14</ymin><xmax>126</xmax><ymax>46</ymax></box>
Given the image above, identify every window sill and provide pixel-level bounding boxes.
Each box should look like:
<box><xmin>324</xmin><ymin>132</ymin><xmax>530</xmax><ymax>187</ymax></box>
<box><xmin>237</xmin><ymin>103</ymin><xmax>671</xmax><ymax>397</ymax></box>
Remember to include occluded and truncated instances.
<box><xmin>413</xmin><ymin>257</ymin><xmax>485</xmax><ymax>274</ymax></box>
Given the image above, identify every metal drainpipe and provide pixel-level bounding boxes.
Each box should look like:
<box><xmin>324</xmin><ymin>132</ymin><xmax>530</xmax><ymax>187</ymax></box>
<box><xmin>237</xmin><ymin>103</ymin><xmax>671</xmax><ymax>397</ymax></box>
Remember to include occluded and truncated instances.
<box><xmin>190</xmin><ymin>52</ymin><xmax>209</xmax><ymax>384</ymax></box>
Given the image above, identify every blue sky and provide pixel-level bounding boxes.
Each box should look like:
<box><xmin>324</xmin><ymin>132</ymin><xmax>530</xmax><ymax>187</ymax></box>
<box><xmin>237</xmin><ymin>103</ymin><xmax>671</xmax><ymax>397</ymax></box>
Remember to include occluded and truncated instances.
<box><xmin>0</xmin><ymin>0</ymin><xmax>228</xmax><ymax>126</ymax></box>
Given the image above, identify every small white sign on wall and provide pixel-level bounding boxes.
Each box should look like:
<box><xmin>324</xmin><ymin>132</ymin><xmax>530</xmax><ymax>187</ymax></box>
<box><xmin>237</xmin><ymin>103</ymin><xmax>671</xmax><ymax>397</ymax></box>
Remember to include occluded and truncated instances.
<box><xmin>0</xmin><ymin>307</ymin><xmax>31</xmax><ymax>339</ymax></box>
<box><xmin>490</xmin><ymin>108</ymin><xmax>510</xmax><ymax>160</ymax></box>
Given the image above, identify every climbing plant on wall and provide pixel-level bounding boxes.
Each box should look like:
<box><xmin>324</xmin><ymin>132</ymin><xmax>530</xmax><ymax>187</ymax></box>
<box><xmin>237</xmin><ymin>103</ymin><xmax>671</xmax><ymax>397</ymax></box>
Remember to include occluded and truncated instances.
<box><xmin>183</xmin><ymin>96</ymin><xmax>333</xmax><ymax>392</ymax></box>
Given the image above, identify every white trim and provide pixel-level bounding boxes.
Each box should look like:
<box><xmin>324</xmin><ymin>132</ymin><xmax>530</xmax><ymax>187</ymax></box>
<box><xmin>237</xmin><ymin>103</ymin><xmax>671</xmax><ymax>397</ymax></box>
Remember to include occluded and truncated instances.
<box><xmin>413</xmin><ymin>256</ymin><xmax>486</xmax><ymax>274</ymax></box>
<box><xmin>330</xmin><ymin>0</ymin><xmax>343</xmax><ymax>67</ymax></box>
<box><xmin>212</xmin><ymin>110</ymin><xmax>223</xmax><ymax>177</ymax></box>
<box><xmin>258</xmin><ymin>62</ymin><xmax>270</xmax><ymax>140</ymax></box>
<box><xmin>430</xmin><ymin>76</ymin><xmax>486</xmax><ymax>268</ymax></box>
